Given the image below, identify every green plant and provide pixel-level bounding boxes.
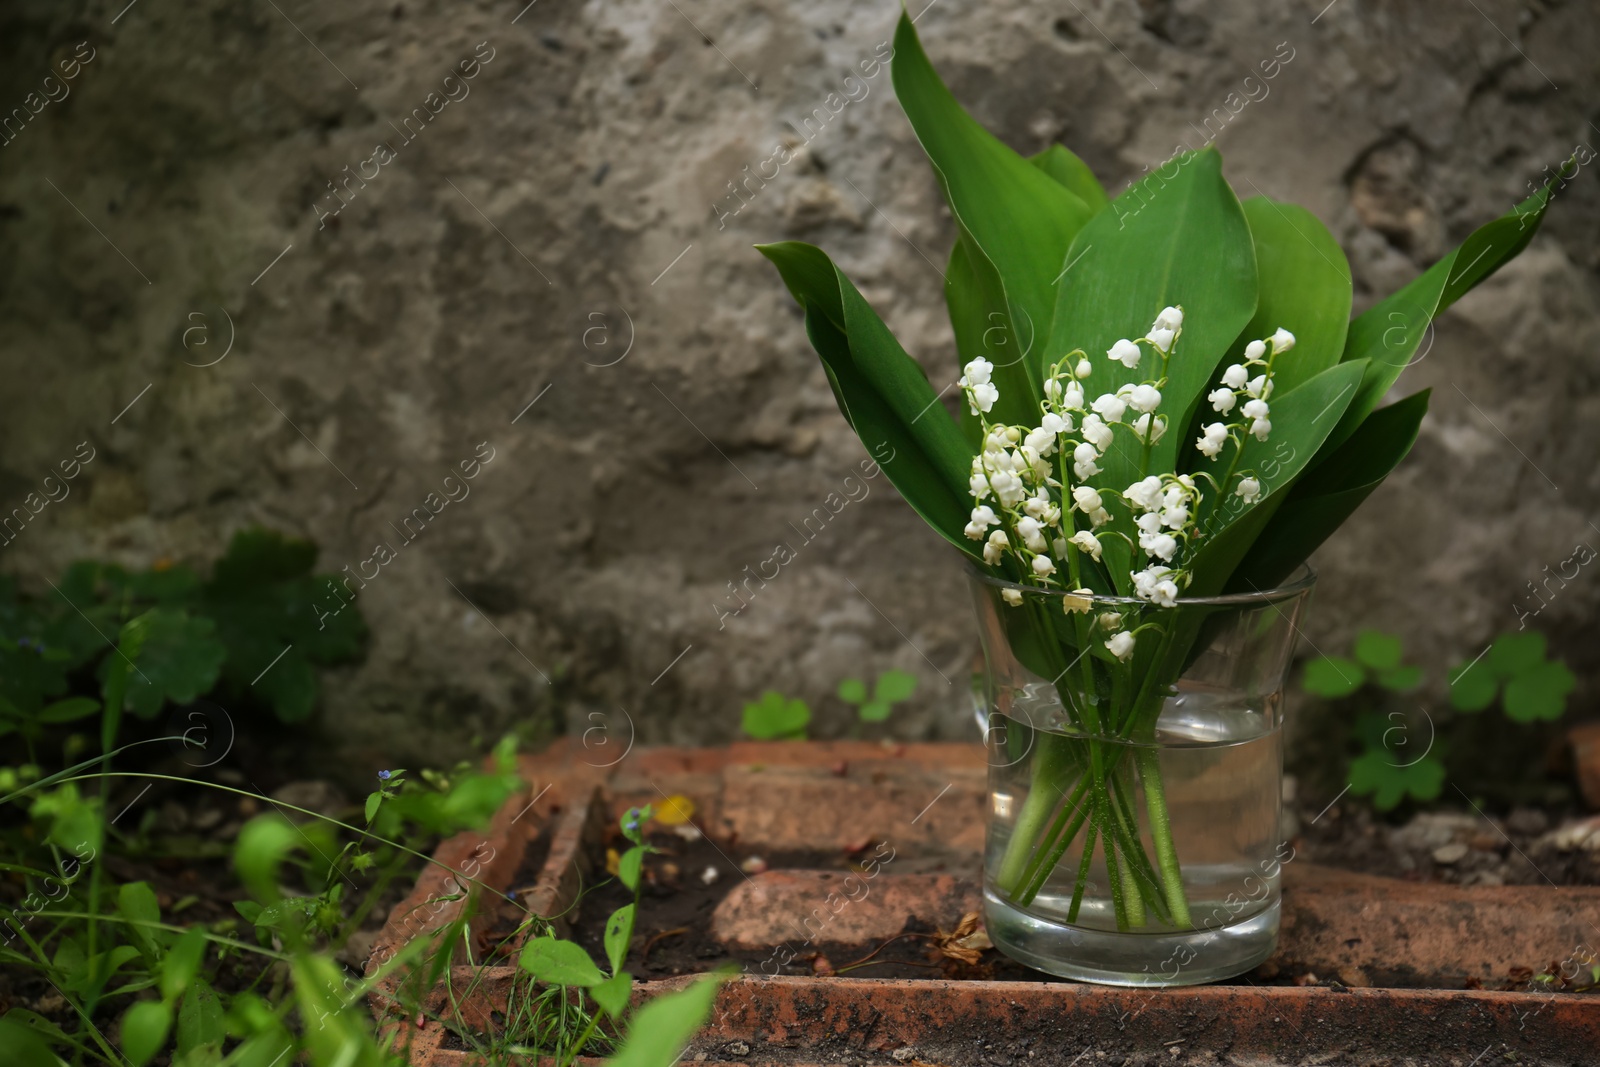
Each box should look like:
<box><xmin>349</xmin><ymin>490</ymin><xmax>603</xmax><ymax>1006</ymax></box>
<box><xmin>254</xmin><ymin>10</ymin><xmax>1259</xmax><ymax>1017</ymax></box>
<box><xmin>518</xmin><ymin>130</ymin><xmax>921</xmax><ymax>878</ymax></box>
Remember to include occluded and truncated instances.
<box><xmin>0</xmin><ymin>527</ymin><xmax>365</xmax><ymax>744</ymax></box>
<box><xmin>514</xmin><ymin>806</ymin><xmax>727</xmax><ymax>1066</ymax></box>
<box><xmin>1303</xmin><ymin>628</ymin><xmax>1575</xmax><ymax>810</ymax></box>
<box><xmin>741</xmin><ymin>690</ymin><xmax>811</xmax><ymax>740</ymax></box>
<box><xmin>760</xmin><ymin>12</ymin><xmax>1560</xmax><ymax>930</ymax></box>
<box><xmin>837</xmin><ymin>669</ymin><xmax>917</xmax><ymax>726</ymax></box>
<box><xmin>1448</xmin><ymin>631</ymin><xmax>1576</xmax><ymax>722</ymax></box>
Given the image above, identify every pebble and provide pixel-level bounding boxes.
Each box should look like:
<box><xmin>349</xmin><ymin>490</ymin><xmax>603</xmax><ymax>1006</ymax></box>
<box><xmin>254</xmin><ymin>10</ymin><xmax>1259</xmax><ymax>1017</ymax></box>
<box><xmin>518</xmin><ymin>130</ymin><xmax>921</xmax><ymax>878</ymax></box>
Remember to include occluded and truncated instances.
<box><xmin>892</xmin><ymin>1049</ymin><xmax>917</xmax><ymax>1063</ymax></box>
<box><xmin>699</xmin><ymin>866</ymin><xmax>720</xmax><ymax>886</ymax></box>
<box><xmin>1432</xmin><ymin>843</ymin><xmax>1469</xmax><ymax>865</ymax></box>
<box><xmin>740</xmin><ymin>855</ymin><xmax>768</xmax><ymax>874</ymax></box>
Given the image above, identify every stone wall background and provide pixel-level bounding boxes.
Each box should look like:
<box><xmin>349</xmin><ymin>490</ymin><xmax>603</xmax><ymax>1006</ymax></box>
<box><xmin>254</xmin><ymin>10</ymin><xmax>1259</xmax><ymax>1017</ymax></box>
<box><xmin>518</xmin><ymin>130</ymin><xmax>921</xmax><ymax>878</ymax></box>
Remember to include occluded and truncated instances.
<box><xmin>0</xmin><ymin>0</ymin><xmax>1595</xmax><ymax>781</ymax></box>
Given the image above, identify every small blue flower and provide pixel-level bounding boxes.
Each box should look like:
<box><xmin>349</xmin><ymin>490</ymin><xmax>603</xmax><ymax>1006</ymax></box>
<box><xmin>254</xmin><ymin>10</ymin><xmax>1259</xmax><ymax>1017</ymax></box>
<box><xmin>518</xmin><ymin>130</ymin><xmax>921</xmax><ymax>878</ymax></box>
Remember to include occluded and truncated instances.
<box><xmin>622</xmin><ymin>807</ymin><xmax>643</xmax><ymax>834</ymax></box>
<box><xmin>377</xmin><ymin>769</ymin><xmax>392</xmax><ymax>781</ymax></box>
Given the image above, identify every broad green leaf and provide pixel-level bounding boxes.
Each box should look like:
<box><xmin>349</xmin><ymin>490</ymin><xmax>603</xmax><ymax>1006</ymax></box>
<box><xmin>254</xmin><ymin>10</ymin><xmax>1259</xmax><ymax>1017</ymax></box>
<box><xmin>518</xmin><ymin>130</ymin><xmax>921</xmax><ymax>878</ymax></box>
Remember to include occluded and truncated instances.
<box><xmin>160</xmin><ymin>927</ymin><xmax>208</xmax><ymax>1000</ymax></box>
<box><xmin>1448</xmin><ymin>660</ymin><xmax>1499</xmax><ymax>713</ymax></box>
<box><xmin>1487</xmin><ymin>631</ymin><xmax>1545</xmax><ymax>678</ymax></box>
<box><xmin>120</xmin><ymin>1000</ymin><xmax>172</xmax><ymax>1067</ymax></box>
<box><xmin>1348</xmin><ymin>749</ymin><xmax>1444</xmax><ymax>811</ymax></box>
<box><xmin>592</xmin><ymin>972</ymin><xmax>633</xmax><ymax>1019</ymax></box>
<box><xmin>1050</xmin><ymin>148</ymin><xmax>1258</xmax><ymax>492</ymax></box>
<box><xmin>1353</xmin><ymin>631</ymin><xmax>1403</xmax><ymax>672</ymax></box>
<box><xmin>759</xmin><ymin>241</ymin><xmax>978</xmax><ymax>558</ymax></box>
<box><xmin>364</xmin><ymin>792</ymin><xmax>382</xmax><ymax>824</ymax></box>
<box><xmin>873</xmin><ymin>669</ymin><xmax>917</xmax><ymax>703</ymax></box>
<box><xmin>892</xmin><ymin>13</ymin><xmax>1094</xmax><ymax>395</ymax></box>
<box><xmin>1030</xmin><ymin>144</ymin><xmax>1110</xmax><ymax>216</ymax></box>
<box><xmin>1185</xmin><ymin>359</ymin><xmax>1367</xmax><ymax>596</ymax></box>
<box><xmin>1303</xmin><ymin>656</ymin><xmax>1364</xmax><ymax>698</ymax></box>
<box><xmin>605</xmin><ymin>903</ymin><xmax>635</xmax><ymax>976</ymax></box>
<box><xmin>1227</xmin><ymin>390</ymin><xmax>1429</xmax><ymax>592</ymax></box>
<box><xmin>605</xmin><ymin>973</ymin><xmax>727</xmax><ymax>1067</ymax></box>
<box><xmin>246</xmin><ymin>647</ymin><xmax>317</xmax><ymax>722</ymax></box>
<box><xmin>1376</xmin><ymin>665</ymin><xmax>1424</xmax><ymax>692</ymax></box>
<box><xmin>618</xmin><ymin>846</ymin><xmax>645</xmax><ymax>892</ymax></box>
<box><xmin>1503</xmin><ymin>660</ymin><xmax>1574</xmax><ymax>723</ymax></box>
<box><xmin>118</xmin><ymin>882</ymin><xmax>163</xmax><ymax>967</ymax></box>
<box><xmin>518</xmin><ymin>936</ymin><xmax>604</xmax><ymax>987</ymax></box>
<box><xmin>176</xmin><ymin>979</ymin><xmax>225</xmax><ymax>1058</ymax></box>
<box><xmin>112</xmin><ymin>609</ymin><xmax>227</xmax><ymax>720</ymax></box>
<box><xmin>1326</xmin><ymin>180</ymin><xmax>1557</xmax><ymax>454</ymax></box>
<box><xmin>1233</xmin><ymin>198</ymin><xmax>1351</xmax><ymax>397</ymax></box>
<box><xmin>836</xmin><ymin>678</ymin><xmax>868</xmax><ymax>704</ymax></box>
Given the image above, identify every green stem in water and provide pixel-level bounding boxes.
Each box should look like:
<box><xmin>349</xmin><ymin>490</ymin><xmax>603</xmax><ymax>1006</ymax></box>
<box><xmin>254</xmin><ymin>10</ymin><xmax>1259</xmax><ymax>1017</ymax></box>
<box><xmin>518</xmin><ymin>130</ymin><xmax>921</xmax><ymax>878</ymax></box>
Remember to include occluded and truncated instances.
<box><xmin>1065</xmin><ymin>822</ymin><xmax>1098</xmax><ymax>923</ymax></box>
<box><xmin>1136</xmin><ymin>745</ymin><xmax>1191</xmax><ymax>927</ymax></box>
<box><xmin>1009</xmin><ymin>771</ymin><xmax>1092</xmax><ymax>902</ymax></box>
<box><xmin>993</xmin><ymin>731</ymin><xmax>1077</xmax><ymax>895</ymax></box>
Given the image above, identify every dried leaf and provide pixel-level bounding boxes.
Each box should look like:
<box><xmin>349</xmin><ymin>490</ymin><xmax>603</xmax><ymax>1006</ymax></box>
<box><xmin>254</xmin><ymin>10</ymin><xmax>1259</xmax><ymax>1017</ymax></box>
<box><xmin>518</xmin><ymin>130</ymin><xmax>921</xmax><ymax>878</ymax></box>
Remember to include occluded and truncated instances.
<box><xmin>933</xmin><ymin>911</ymin><xmax>992</xmax><ymax>965</ymax></box>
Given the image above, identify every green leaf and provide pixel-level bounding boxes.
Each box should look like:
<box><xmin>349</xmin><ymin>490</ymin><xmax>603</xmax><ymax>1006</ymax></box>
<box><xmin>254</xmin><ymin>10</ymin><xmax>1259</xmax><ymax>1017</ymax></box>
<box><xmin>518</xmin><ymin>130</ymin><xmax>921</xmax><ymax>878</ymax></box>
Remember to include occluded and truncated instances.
<box><xmin>740</xmin><ymin>690</ymin><xmax>811</xmax><ymax>740</ymax></box>
<box><xmin>758</xmin><ymin>242</ymin><xmax>978</xmax><ymax>558</ymax></box>
<box><xmin>160</xmin><ymin>927</ymin><xmax>208</xmax><ymax>1001</ymax></box>
<box><xmin>1227</xmin><ymin>390</ymin><xmax>1429</xmax><ymax>592</ymax></box>
<box><xmin>892</xmin><ymin>13</ymin><xmax>1095</xmax><ymax>406</ymax></box>
<box><xmin>120</xmin><ymin>1000</ymin><xmax>173</xmax><ymax>1067</ymax></box>
<box><xmin>233</xmin><ymin>816</ymin><xmax>301</xmax><ymax>903</ymax></box>
<box><xmin>1049</xmin><ymin>148</ymin><xmax>1258</xmax><ymax>497</ymax></box>
<box><xmin>0</xmin><ymin>1016</ymin><xmax>67</xmax><ymax>1067</ymax></box>
<box><xmin>605</xmin><ymin>903</ymin><xmax>635</xmax><ymax>976</ymax></box>
<box><xmin>1502</xmin><ymin>660</ymin><xmax>1575</xmax><ymax>723</ymax></box>
<box><xmin>1376</xmin><ymin>665</ymin><xmax>1424</xmax><ymax>692</ymax></box>
<box><xmin>1353</xmin><ymin>630</ymin><xmax>1403</xmax><ymax>672</ymax></box>
<box><xmin>175</xmin><ymin>979</ymin><xmax>225</xmax><ymax>1058</ymax></box>
<box><xmin>872</xmin><ymin>669</ymin><xmax>917</xmax><ymax>704</ymax></box>
<box><xmin>112</xmin><ymin>609</ymin><xmax>227</xmax><ymax>719</ymax></box>
<box><xmin>518</xmin><ymin>936</ymin><xmax>604</xmax><ymax>988</ymax></box>
<box><xmin>591</xmin><ymin>972</ymin><xmax>633</xmax><ymax>1020</ymax></box>
<box><xmin>618</xmin><ymin>846</ymin><xmax>646</xmax><ymax>893</ymax></box>
<box><xmin>101</xmin><ymin>613</ymin><xmax>153</xmax><ymax>751</ymax></box>
<box><xmin>1303</xmin><ymin>656</ymin><xmax>1364</xmax><ymax>698</ymax></box>
<box><xmin>1487</xmin><ymin>631</ymin><xmax>1546</xmax><ymax>679</ymax></box>
<box><xmin>1326</xmin><ymin>180</ymin><xmax>1557</xmax><ymax>455</ymax></box>
<box><xmin>118</xmin><ymin>882</ymin><xmax>163</xmax><ymax>968</ymax></box>
<box><xmin>1186</xmin><ymin>359</ymin><xmax>1368</xmax><ymax>596</ymax></box>
<box><xmin>1233</xmin><ymin>198</ymin><xmax>1352</xmax><ymax>397</ymax></box>
<box><xmin>836</xmin><ymin>678</ymin><xmax>867</xmax><ymax>704</ymax></box>
<box><xmin>605</xmin><ymin>973</ymin><xmax>727</xmax><ymax>1067</ymax></box>
<box><xmin>1448</xmin><ymin>660</ymin><xmax>1499</xmax><ymax>713</ymax></box>
<box><xmin>1030</xmin><ymin>144</ymin><xmax>1110</xmax><ymax>216</ymax></box>
<box><xmin>1348</xmin><ymin>748</ymin><xmax>1445</xmax><ymax>811</ymax></box>
<box><xmin>36</xmin><ymin>697</ymin><xmax>101</xmax><ymax>723</ymax></box>
<box><xmin>857</xmin><ymin>700</ymin><xmax>892</xmax><ymax>723</ymax></box>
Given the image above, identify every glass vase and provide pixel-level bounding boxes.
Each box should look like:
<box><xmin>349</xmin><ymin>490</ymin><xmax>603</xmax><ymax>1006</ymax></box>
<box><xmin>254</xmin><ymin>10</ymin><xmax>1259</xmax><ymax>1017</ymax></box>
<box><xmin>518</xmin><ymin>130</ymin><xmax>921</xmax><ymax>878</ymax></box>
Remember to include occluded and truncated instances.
<box><xmin>972</xmin><ymin>565</ymin><xmax>1314</xmax><ymax>986</ymax></box>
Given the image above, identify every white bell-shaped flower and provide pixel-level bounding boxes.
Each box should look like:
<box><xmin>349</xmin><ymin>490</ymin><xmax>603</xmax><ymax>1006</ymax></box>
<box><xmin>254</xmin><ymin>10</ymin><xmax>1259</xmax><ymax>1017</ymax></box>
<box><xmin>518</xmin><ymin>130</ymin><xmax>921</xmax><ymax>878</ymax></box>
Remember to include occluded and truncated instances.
<box><xmin>1031</xmin><ymin>553</ymin><xmax>1056</xmax><ymax>577</ymax></box>
<box><xmin>1250</xmin><ymin>417</ymin><xmax>1271</xmax><ymax>442</ymax></box>
<box><xmin>1106</xmin><ymin>631</ymin><xmax>1136</xmax><ymax>661</ymax></box>
<box><xmin>968</xmin><ymin>381</ymin><xmax>999</xmax><ymax>415</ymax></box>
<box><xmin>1068</xmin><ymin>530</ymin><xmax>1103</xmax><ymax>560</ymax></box>
<box><xmin>1107</xmin><ymin>338</ymin><xmax>1142</xmax><ymax>369</ymax></box>
<box><xmin>1145</xmin><ymin>327</ymin><xmax>1175</xmax><ymax>353</ymax></box>
<box><xmin>1208</xmin><ymin>388</ymin><xmax>1237</xmax><ymax>415</ymax></box>
<box><xmin>1242</xmin><ymin>398</ymin><xmax>1271</xmax><ymax>421</ymax></box>
<box><xmin>983</xmin><ymin>529</ymin><xmax>1009</xmax><ymax>565</ymax></box>
<box><xmin>1127</xmin><ymin>384</ymin><xmax>1162</xmax><ymax>414</ymax></box>
<box><xmin>964</xmin><ymin>505</ymin><xmax>999</xmax><ymax>540</ymax></box>
<box><xmin>1222</xmin><ymin>363</ymin><xmax>1249</xmax><ymax>389</ymax></box>
<box><xmin>1153</xmin><ymin>306</ymin><xmax>1183</xmax><ymax>331</ymax></box>
<box><xmin>1079</xmin><ymin>414</ymin><xmax>1113</xmax><ymax>451</ymax></box>
<box><xmin>1072</xmin><ymin>485</ymin><xmax>1103</xmax><ymax>514</ymax></box>
<box><xmin>1196</xmin><ymin>421</ymin><xmax>1229</xmax><ymax>458</ymax></box>
<box><xmin>1235</xmin><ymin>476</ymin><xmax>1262</xmax><ymax>503</ymax></box>
<box><xmin>1271</xmin><ymin>327</ymin><xmax>1296</xmax><ymax>353</ymax></box>
<box><xmin>1244</xmin><ymin>339</ymin><xmax>1267</xmax><ymax>361</ymax></box>
<box><xmin>1091</xmin><ymin>392</ymin><xmax>1128</xmax><ymax>423</ymax></box>
<box><xmin>1125</xmin><ymin>475</ymin><xmax>1165</xmax><ymax>513</ymax></box>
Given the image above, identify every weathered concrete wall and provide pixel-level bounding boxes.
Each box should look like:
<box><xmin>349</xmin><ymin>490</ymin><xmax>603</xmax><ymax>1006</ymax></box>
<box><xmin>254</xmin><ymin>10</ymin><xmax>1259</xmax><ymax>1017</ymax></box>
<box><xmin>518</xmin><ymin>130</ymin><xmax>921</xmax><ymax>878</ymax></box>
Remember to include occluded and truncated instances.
<box><xmin>0</xmin><ymin>0</ymin><xmax>1595</xmax><ymax>776</ymax></box>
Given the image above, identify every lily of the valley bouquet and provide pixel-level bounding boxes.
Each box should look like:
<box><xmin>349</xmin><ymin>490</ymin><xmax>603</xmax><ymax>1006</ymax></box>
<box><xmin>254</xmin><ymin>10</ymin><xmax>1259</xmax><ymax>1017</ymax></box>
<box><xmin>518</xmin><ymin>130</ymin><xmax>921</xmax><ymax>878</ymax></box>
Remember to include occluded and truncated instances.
<box><xmin>761</xmin><ymin>13</ymin><xmax>1556</xmax><ymax>975</ymax></box>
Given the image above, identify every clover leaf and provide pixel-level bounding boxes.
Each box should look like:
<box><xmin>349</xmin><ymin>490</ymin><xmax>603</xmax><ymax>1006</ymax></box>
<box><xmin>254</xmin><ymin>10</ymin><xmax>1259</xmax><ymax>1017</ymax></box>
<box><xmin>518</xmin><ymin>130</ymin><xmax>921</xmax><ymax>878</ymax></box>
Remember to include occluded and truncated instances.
<box><xmin>1303</xmin><ymin>655</ymin><xmax>1364</xmax><ymax>698</ymax></box>
<box><xmin>1347</xmin><ymin>747</ymin><xmax>1445</xmax><ymax>810</ymax></box>
<box><xmin>1353</xmin><ymin>630</ymin><xmax>1403</xmax><ymax>672</ymax></box>
<box><xmin>1502</xmin><ymin>660</ymin><xmax>1575</xmax><ymax>723</ymax></box>
<box><xmin>741</xmin><ymin>691</ymin><xmax>810</xmax><ymax>740</ymax></box>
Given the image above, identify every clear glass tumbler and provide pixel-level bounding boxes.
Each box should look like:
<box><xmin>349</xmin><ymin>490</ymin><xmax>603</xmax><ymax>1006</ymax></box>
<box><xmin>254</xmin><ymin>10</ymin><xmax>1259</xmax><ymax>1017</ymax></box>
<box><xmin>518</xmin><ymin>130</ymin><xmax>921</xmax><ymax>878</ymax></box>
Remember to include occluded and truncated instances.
<box><xmin>973</xmin><ymin>565</ymin><xmax>1314</xmax><ymax>986</ymax></box>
